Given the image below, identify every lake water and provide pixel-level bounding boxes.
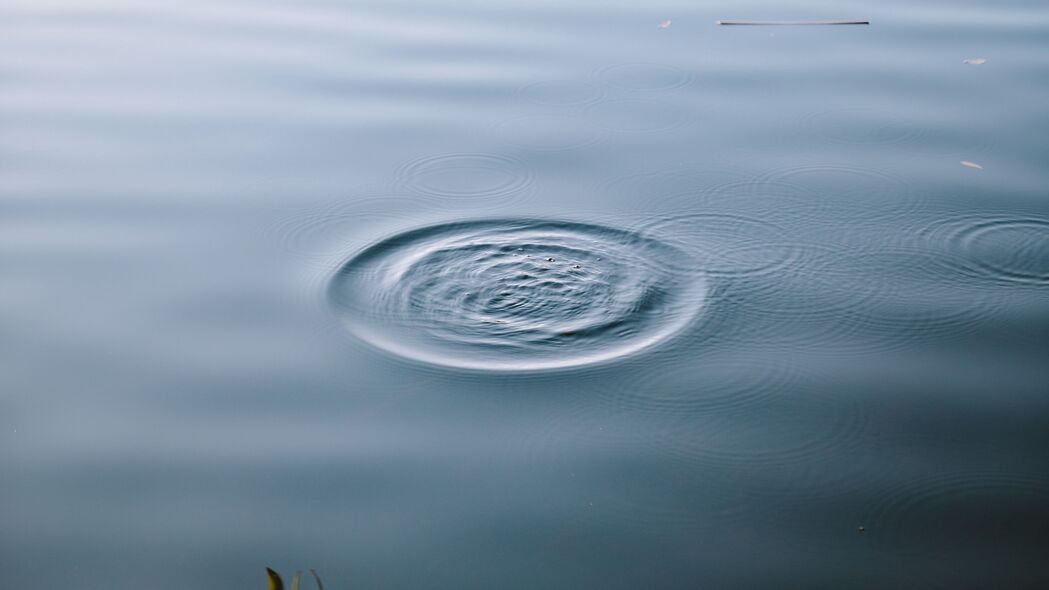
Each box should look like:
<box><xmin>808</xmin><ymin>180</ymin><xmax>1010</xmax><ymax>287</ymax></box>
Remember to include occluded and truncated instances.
<box><xmin>3</xmin><ymin>0</ymin><xmax>1049</xmax><ymax>588</ymax></box>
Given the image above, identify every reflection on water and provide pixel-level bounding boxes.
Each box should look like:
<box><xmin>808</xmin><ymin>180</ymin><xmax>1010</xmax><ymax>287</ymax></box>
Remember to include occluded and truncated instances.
<box><xmin>3</xmin><ymin>0</ymin><xmax>1049</xmax><ymax>588</ymax></box>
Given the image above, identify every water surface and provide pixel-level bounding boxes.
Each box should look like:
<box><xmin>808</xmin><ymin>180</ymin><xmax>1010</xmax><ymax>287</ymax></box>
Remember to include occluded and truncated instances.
<box><xmin>3</xmin><ymin>0</ymin><xmax>1049</xmax><ymax>588</ymax></box>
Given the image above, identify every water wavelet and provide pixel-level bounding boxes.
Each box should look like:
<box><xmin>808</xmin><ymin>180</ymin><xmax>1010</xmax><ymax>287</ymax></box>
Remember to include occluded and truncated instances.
<box><xmin>653</xmin><ymin>177</ymin><xmax>831</xmax><ymax>231</ymax></box>
<box><xmin>717</xmin><ymin>241</ymin><xmax>1005</xmax><ymax>356</ymax></box>
<box><xmin>597</xmin><ymin>352</ymin><xmax>801</xmax><ymax>416</ymax></box>
<box><xmin>596</xmin><ymin>165</ymin><xmax>752</xmax><ymax>214</ymax></box>
<box><xmin>816</xmin><ymin>247</ymin><xmax>1004</xmax><ymax>346</ymax></box>
<box><xmin>637</xmin><ymin>213</ymin><xmax>799</xmax><ymax>277</ymax></box>
<box><xmin>719</xmin><ymin>244</ymin><xmax>880</xmax><ymax>321</ymax></box>
<box><xmin>861</xmin><ymin>471</ymin><xmax>1049</xmax><ymax>588</ymax></box>
<box><xmin>915</xmin><ymin>213</ymin><xmax>1049</xmax><ymax>286</ymax></box>
<box><xmin>327</xmin><ymin>219</ymin><xmax>709</xmax><ymax>371</ymax></box>
<box><xmin>268</xmin><ymin>190</ymin><xmax>444</xmax><ymax>260</ymax></box>
<box><xmin>596</xmin><ymin>62</ymin><xmax>693</xmax><ymax>91</ymax></box>
<box><xmin>753</xmin><ymin>164</ymin><xmax>926</xmax><ymax>228</ymax></box>
<box><xmin>803</xmin><ymin>107</ymin><xmax>993</xmax><ymax>156</ymax></box>
<box><xmin>394</xmin><ymin>153</ymin><xmax>535</xmax><ymax>207</ymax></box>
<box><xmin>804</xmin><ymin>108</ymin><xmax>924</xmax><ymax>146</ymax></box>
<box><xmin>586</xmin><ymin>98</ymin><xmax>692</xmax><ymax>134</ymax></box>
<box><xmin>638</xmin><ymin>388</ymin><xmax>870</xmax><ymax>491</ymax></box>
<box><xmin>519</xmin><ymin>403</ymin><xmax>755</xmax><ymax>537</ymax></box>
<box><xmin>494</xmin><ymin>113</ymin><xmax>601</xmax><ymax>151</ymax></box>
<box><xmin>519</xmin><ymin>80</ymin><xmax>604</xmax><ymax>106</ymax></box>
<box><xmin>707</xmin><ymin>244</ymin><xmax>907</xmax><ymax>355</ymax></box>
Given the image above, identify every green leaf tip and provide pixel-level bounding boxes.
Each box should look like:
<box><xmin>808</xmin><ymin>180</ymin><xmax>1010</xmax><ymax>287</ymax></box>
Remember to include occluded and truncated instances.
<box><xmin>266</xmin><ymin>568</ymin><xmax>284</xmax><ymax>590</ymax></box>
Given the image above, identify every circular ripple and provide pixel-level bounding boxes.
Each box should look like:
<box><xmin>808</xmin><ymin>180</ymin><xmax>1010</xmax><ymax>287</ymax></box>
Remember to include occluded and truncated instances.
<box><xmin>754</xmin><ymin>164</ymin><xmax>925</xmax><ymax>226</ymax></box>
<box><xmin>599</xmin><ymin>352</ymin><xmax>800</xmax><ymax>416</ymax></box>
<box><xmin>328</xmin><ymin>219</ymin><xmax>710</xmax><ymax>371</ymax></box>
<box><xmin>395</xmin><ymin>153</ymin><xmax>534</xmax><ymax>205</ymax></box>
<box><xmin>597</xmin><ymin>62</ymin><xmax>692</xmax><ymax>91</ymax></box>
<box><xmin>819</xmin><ymin>247</ymin><xmax>1003</xmax><ymax>343</ymax></box>
<box><xmin>519</xmin><ymin>80</ymin><xmax>604</xmax><ymax>105</ymax></box>
<box><xmin>653</xmin><ymin>177</ymin><xmax>832</xmax><ymax>231</ymax></box>
<box><xmin>642</xmin><ymin>388</ymin><xmax>869</xmax><ymax>475</ymax></box>
<box><xmin>917</xmin><ymin>214</ymin><xmax>1049</xmax><ymax>286</ymax></box>
<box><xmin>720</xmin><ymin>244</ymin><xmax>1002</xmax><ymax>355</ymax></box>
<box><xmin>638</xmin><ymin>213</ymin><xmax>798</xmax><ymax>277</ymax></box>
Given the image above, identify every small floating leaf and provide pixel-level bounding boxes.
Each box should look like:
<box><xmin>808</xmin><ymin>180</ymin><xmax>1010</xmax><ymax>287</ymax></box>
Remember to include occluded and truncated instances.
<box><xmin>961</xmin><ymin>161</ymin><xmax>983</xmax><ymax>170</ymax></box>
<box><xmin>963</xmin><ymin>58</ymin><xmax>987</xmax><ymax>65</ymax></box>
<box><xmin>310</xmin><ymin>569</ymin><xmax>326</xmax><ymax>590</ymax></box>
<box><xmin>658</xmin><ymin>19</ymin><xmax>672</xmax><ymax>29</ymax></box>
<box><xmin>266</xmin><ymin>568</ymin><xmax>284</xmax><ymax>590</ymax></box>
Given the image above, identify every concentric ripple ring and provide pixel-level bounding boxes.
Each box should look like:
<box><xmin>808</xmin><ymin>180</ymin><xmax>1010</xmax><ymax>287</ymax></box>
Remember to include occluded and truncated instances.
<box><xmin>327</xmin><ymin>219</ymin><xmax>710</xmax><ymax>371</ymax></box>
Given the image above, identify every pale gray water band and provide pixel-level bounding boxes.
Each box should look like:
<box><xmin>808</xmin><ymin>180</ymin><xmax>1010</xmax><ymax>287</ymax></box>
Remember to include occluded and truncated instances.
<box><xmin>4</xmin><ymin>1</ymin><xmax>1049</xmax><ymax>588</ymax></box>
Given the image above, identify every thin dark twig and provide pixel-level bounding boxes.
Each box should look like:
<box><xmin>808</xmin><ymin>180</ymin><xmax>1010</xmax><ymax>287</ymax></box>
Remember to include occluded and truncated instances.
<box><xmin>310</xmin><ymin>569</ymin><xmax>325</xmax><ymax>590</ymax></box>
<box><xmin>717</xmin><ymin>20</ymin><xmax>869</xmax><ymax>26</ymax></box>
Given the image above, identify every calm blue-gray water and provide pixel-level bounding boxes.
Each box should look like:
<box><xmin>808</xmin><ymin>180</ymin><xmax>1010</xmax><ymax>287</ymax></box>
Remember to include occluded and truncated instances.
<box><xmin>3</xmin><ymin>0</ymin><xmax>1049</xmax><ymax>588</ymax></box>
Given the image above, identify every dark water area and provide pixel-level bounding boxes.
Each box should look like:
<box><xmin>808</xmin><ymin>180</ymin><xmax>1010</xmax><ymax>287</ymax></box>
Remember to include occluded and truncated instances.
<box><xmin>3</xmin><ymin>1</ymin><xmax>1049</xmax><ymax>588</ymax></box>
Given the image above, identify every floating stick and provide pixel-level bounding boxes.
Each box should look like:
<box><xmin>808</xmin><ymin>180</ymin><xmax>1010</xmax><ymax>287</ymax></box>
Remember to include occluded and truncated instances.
<box><xmin>717</xmin><ymin>20</ymin><xmax>869</xmax><ymax>26</ymax></box>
